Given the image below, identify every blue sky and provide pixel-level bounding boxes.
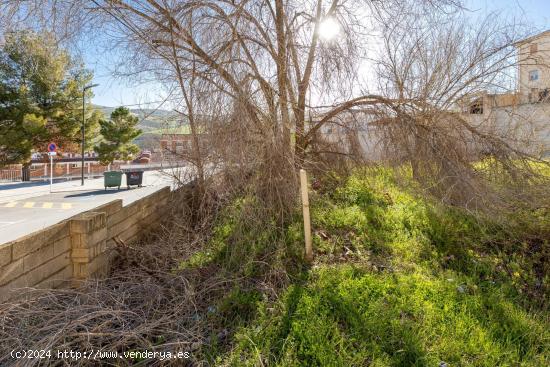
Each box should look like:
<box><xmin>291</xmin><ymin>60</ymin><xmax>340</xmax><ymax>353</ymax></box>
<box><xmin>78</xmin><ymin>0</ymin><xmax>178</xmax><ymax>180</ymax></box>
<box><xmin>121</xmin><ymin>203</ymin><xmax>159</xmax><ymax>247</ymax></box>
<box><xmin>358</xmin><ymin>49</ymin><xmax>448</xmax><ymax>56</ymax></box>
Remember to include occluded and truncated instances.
<box><xmin>89</xmin><ymin>0</ymin><xmax>550</xmax><ymax>108</ymax></box>
<box><xmin>464</xmin><ymin>0</ymin><xmax>550</xmax><ymax>25</ymax></box>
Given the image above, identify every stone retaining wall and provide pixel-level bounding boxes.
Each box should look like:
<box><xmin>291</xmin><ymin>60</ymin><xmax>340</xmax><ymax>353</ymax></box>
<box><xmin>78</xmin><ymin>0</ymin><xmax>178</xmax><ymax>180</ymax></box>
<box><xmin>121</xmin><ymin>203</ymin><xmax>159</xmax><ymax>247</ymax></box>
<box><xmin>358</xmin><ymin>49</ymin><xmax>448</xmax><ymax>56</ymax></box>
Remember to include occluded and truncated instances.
<box><xmin>0</xmin><ymin>187</ymin><xmax>171</xmax><ymax>302</ymax></box>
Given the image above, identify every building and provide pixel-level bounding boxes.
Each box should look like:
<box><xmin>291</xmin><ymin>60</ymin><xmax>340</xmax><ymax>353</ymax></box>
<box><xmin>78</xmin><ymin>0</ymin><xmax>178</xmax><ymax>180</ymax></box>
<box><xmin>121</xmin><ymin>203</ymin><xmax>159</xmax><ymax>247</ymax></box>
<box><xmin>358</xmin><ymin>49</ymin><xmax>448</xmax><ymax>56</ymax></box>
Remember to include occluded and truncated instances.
<box><xmin>457</xmin><ymin>30</ymin><xmax>550</xmax><ymax>157</ymax></box>
<box><xmin>159</xmin><ymin>132</ymin><xmax>210</xmax><ymax>161</ymax></box>
<box><xmin>458</xmin><ymin>30</ymin><xmax>550</xmax><ymax>113</ymax></box>
<box><xmin>516</xmin><ymin>30</ymin><xmax>550</xmax><ymax>103</ymax></box>
<box><xmin>160</xmin><ymin>133</ymin><xmax>192</xmax><ymax>154</ymax></box>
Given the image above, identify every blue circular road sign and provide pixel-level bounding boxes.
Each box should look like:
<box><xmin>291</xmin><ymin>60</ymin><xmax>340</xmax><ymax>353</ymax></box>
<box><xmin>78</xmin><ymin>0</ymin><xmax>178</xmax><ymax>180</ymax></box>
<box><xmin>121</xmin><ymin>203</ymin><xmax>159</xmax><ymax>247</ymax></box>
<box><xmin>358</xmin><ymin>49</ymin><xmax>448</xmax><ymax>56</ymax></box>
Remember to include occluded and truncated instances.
<box><xmin>48</xmin><ymin>143</ymin><xmax>57</xmax><ymax>152</ymax></box>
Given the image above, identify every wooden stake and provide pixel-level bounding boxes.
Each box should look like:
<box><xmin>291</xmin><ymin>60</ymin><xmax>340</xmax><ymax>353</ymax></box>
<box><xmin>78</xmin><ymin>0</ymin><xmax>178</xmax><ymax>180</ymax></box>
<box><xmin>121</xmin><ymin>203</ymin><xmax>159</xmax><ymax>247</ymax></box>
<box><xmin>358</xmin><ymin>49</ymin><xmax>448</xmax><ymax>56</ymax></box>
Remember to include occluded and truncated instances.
<box><xmin>300</xmin><ymin>169</ymin><xmax>313</xmax><ymax>263</ymax></box>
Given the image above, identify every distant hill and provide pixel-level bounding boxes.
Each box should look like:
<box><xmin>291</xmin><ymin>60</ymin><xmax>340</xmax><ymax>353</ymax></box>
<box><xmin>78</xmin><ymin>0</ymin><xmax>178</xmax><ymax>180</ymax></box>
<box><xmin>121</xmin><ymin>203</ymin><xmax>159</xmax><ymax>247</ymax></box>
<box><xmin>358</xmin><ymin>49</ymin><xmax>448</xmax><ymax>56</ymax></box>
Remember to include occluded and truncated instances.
<box><xmin>93</xmin><ymin>105</ymin><xmax>186</xmax><ymax>134</ymax></box>
<box><xmin>92</xmin><ymin>105</ymin><xmax>192</xmax><ymax>150</ymax></box>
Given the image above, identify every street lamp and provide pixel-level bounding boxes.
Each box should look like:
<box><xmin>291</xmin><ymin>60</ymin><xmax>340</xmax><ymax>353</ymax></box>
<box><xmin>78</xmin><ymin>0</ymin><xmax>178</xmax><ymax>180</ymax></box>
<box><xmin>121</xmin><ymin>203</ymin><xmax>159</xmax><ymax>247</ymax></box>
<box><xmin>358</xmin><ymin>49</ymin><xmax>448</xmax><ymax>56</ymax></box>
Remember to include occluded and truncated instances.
<box><xmin>81</xmin><ymin>83</ymin><xmax>99</xmax><ymax>186</ymax></box>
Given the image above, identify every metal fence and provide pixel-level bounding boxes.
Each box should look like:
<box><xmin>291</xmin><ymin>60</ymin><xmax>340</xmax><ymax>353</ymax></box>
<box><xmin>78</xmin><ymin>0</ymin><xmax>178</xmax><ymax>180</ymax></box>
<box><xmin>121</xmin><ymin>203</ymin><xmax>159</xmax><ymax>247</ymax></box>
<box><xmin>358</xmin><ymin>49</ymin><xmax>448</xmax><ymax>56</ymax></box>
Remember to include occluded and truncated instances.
<box><xmin>0</xmin><ymin>170</ymin><xmax>22</xmax><ymax>182</ymax></box>
<box><xmin>0</xmin><ymin>163</ymin><xmax>117</xmax><ymax>183</ymax></box>
<box><xmin>0</xmin><ymin>160</ymin><xmax>180</xmax><ymax>183</ymax></box>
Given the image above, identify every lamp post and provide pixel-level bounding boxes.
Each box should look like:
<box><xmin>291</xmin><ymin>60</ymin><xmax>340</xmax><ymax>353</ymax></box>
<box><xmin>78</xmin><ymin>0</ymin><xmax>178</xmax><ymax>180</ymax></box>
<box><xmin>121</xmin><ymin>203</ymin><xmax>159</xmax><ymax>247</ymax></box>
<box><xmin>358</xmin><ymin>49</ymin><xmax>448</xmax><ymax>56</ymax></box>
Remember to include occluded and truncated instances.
<box><xmin>81</xmin><ymin>83</ymin><xmax>99</xmax><ymax>186</ymax></box>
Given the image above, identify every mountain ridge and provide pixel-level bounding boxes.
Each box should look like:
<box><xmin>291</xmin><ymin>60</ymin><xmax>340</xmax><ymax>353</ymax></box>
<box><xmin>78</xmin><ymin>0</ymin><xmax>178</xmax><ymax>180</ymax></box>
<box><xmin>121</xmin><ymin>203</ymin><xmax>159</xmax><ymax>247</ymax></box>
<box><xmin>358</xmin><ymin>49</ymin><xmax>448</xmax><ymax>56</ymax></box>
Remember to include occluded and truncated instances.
<box><xmin>92</xmin><ymin>104</ymin><xmax>182</xmax><ymax>133</ymax></box>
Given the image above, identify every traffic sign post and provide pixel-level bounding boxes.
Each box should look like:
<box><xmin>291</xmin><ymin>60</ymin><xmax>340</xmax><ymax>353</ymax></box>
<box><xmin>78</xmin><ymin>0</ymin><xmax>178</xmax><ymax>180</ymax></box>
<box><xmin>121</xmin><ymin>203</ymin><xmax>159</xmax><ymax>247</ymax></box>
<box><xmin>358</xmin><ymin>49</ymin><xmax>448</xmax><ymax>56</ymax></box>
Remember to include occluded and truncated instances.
<box><xmin>47</xmin><ymin>143</ymin><xmax>57</xmax><ymax>193</ymax></box>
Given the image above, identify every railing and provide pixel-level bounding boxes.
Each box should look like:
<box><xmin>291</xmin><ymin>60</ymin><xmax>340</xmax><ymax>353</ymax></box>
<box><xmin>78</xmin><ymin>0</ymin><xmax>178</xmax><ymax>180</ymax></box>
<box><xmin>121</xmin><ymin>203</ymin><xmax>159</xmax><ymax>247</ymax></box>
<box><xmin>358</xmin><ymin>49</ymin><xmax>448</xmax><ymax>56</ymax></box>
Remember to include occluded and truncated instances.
<box><xmin>119</xmin><ymin>161</ymin><xmax>187</xmax><ymax>172</ymax></box>
<box><xmin>0</xmin><ymin>170</ymin><xmax>21</xmax><ymax>182</ymax></box>
<box><xmin>1</xmin><ymin>163</ymin><xmax>117</xmax><ymax>183</ymax></box>
<box><xmin>32</xmin><ymin>162</ymin><xmax>121</xmax><ymax>181</ymax></box>
<box><xmin>0</xmin><ymin>161</ymin><xmax>185</xmax><ymax>183</ymax></box>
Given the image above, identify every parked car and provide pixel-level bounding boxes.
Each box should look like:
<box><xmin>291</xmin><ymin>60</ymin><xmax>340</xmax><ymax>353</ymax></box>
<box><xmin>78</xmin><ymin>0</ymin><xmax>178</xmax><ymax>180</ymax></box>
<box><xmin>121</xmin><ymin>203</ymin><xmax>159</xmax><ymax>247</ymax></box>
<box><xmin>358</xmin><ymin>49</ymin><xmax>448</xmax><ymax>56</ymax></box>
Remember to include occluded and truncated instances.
<box><xmin>131</xmin><ymin>150</ymin><xmax>152</xmax><ymax>164</ymax></box>
<box><xmin>132</xmin><ymin>156</ymin><xmax>151</xmax><ymax>164</ymax></box>
<box><xmin>31</xmin><ymin>152</ymin><xmax>44</xmax><ymax>160</ymax></box>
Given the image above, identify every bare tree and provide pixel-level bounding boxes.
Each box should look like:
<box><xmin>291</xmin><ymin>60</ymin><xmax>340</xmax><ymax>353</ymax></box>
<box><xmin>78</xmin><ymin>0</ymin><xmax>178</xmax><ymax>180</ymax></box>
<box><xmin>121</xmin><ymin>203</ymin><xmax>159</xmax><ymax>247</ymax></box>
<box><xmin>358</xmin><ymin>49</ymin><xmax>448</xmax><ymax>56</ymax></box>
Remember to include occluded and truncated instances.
<box><xmin>365</xmin><ymin>4</ymin><xmax>550</xmax><ymax>212</ymax></box>
<box><xmin>78</xmin><ymin>1</ymin><xmax>464</xmax><ymax>210</ymax></box>
<box><xmin>3</xmin><ymin>0</ymin><xmax>548</xmax><ymax>216</ymax></box>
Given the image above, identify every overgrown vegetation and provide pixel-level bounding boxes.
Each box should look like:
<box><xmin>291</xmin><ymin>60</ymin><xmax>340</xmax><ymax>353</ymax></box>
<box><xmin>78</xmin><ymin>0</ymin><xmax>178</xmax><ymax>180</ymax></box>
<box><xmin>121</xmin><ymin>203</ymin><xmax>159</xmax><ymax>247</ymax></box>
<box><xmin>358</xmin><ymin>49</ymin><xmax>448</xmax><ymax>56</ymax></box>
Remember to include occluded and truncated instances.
<box><xmin>204</xmin><ymin>170</ymin><xmax>550</xmax><ymax>366</ymax></box>
<box><xmin>199</xmin><ymin>168</ymin><xmax>550</xmax><ymax>366</ymax></box>
<box><xmin>2</xmin><ymin>0</ymin><xmax>550</xmax><ymax>365</ymax></box>
<box><xmin>1</xmin><ymin>167</ymin><xmax>549</xmax><ymax>366</ymax></box>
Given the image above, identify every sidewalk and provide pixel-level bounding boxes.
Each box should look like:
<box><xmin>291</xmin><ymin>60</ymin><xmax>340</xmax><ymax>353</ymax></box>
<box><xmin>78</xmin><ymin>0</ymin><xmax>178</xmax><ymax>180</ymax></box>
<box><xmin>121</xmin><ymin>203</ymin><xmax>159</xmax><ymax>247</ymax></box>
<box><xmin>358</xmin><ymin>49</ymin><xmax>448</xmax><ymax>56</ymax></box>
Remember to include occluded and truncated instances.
<box><xmin>0</xmin><ymin>178</ymin><xmax>103</xmax><ymax>204</ymax></box>
<box><xmin>0</xmin><ymin>170</ymin><xmax>178</xmax><ymax>204</ymax></box>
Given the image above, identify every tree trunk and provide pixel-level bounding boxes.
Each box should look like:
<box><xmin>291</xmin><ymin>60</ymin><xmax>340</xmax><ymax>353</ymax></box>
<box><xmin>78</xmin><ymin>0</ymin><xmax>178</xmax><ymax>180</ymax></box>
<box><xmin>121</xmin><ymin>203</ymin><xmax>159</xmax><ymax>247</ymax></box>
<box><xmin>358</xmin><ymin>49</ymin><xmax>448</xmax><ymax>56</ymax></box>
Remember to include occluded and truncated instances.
<box><xmin>295</xmin><ymin>131</ymin><xmax>306</xmax><ymax>169</ymax></box>
<box><xmin>22</xmin><ymin>162</ymin><xmax>31</xmax><ymax>181</ymax></box>
<box><xmin>274</xmin><ymin>0</ymin><xmax>292</xmax><ymax>154</ymax></box>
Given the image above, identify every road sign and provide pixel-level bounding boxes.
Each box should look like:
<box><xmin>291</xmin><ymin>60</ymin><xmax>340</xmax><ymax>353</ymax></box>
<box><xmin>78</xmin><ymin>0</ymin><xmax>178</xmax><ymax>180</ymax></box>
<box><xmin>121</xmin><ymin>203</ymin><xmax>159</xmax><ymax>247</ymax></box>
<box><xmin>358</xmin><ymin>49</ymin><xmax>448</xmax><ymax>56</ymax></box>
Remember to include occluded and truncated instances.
<box><xmin>47</xmin><ymin>143</ymin><xmax>57</xmax><ymax>193</ymax></box>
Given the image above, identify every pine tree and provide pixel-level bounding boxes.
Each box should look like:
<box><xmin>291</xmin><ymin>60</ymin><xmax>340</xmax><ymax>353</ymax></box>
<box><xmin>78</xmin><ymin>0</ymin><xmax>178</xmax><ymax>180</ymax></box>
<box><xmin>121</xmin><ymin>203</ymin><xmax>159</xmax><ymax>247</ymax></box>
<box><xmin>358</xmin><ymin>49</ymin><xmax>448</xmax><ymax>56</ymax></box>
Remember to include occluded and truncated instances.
<box><xmin>0</xmin><ymin>31</ymin><xmax>101</xmax><ymax>169</ymax></box>
<box><xmin>94</xmin><ymin>107</ymin><xmax>142</xmax><ymax>165</ymax></box>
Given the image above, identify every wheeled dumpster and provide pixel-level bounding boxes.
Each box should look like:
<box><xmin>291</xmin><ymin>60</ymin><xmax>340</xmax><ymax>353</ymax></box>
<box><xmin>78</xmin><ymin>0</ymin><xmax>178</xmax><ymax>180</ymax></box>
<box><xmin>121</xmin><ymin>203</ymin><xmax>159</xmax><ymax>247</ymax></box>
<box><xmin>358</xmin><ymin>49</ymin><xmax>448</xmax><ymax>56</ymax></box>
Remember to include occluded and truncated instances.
<box><xmin>126</xmin><ymin>170</ymin><xmax>144</xmax><ymax>189</ymax></box>
<box><xmin>104</xmin><ymin>171</ymin><xmax>123</xmax><ymax>190</ymax></box>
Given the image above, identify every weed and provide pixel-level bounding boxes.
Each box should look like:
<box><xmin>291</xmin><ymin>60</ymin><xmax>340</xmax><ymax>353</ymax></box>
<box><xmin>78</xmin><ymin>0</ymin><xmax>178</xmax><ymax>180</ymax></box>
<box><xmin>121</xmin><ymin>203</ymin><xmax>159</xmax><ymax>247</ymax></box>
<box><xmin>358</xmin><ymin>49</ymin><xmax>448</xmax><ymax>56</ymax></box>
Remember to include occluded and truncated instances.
<box><xmin>219</xmin><ymin>168</ymin><xmax>550</xmax><ymax>366</ymax></box>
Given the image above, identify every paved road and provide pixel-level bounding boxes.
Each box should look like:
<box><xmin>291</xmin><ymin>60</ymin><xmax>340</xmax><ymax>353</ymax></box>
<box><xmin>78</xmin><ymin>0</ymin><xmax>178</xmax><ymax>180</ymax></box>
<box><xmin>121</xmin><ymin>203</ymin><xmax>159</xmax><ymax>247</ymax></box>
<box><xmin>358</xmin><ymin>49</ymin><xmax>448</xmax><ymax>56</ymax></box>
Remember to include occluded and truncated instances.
<box><xmin>0</xmin><ymin>170</ymin><xmax>178</xmax><ymax>245</ymax></box>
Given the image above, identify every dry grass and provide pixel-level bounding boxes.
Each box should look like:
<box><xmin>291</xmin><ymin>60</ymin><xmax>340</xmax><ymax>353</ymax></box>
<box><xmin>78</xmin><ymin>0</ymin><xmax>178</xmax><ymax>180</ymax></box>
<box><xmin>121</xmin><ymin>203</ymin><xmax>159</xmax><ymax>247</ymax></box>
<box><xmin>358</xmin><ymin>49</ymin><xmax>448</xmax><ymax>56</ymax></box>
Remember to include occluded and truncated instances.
<box><xmin>0</xmin><ymin>165</ymin><xmax>297</xmax><ymax>366</ymax></box>
<box><xmin>0</xmin><ymin>186</ymin><xmax>226</xmax><ymax>366</ymax></box>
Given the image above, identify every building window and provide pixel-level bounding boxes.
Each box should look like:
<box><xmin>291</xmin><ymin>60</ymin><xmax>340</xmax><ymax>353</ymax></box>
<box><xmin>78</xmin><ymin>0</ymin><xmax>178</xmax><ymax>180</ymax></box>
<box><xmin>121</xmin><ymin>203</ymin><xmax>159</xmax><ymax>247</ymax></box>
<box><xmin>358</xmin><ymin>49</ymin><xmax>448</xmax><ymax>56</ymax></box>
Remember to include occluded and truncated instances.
<box><xmin>529</xmin><ymin>88</ymin><xmax>539</xmax><ymax>103</ymax></box>
<box><xmin>530</xmin><ymin>43</ymin><xmax>538</xmax><ymax>54</ymax></box>
<box><xmin>175</xmin><ymin>141</ymin><xmax>187</xmax><ymax>153</ymax></box>
<box><xmin>529</xmin><ymin>70</ymin><xmax>539</xmax><ymax>81</ymax></box>
<box><xmin>469</xmin><ymin>100</ymin><xmax>483</xmax><ymax>114</ymax></box>
<box><xmin>539</xmin><ymin>88</ymin><xmax>549</xmax><ymax>102</ymax></box>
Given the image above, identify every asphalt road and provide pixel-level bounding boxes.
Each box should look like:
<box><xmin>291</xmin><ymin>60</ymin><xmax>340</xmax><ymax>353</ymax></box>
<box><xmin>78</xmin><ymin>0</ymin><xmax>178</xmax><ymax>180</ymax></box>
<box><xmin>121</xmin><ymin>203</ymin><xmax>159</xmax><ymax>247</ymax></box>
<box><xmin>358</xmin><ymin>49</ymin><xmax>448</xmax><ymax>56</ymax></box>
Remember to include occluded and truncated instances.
<box><xmin>0</xmin><ymin>170</ymin><xmax>176</xmax><ymax>245</ymax></box>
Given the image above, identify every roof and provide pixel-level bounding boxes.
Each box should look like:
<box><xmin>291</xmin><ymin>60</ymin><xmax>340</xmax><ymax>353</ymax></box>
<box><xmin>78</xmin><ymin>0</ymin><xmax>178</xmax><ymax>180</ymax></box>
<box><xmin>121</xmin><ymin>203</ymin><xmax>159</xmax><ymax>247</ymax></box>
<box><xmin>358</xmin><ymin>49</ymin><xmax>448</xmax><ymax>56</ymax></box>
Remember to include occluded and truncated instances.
<box><xmin>514</xmin><ymin>30</ymin><xmax>550</xmax><ymax>46</ymax></box>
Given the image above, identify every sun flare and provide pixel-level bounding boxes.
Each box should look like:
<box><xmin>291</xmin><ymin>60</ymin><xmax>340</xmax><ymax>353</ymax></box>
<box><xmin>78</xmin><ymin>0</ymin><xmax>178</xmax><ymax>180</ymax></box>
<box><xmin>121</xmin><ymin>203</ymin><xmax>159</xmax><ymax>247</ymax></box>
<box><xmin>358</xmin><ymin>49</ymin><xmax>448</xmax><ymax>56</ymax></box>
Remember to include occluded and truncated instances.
<box><xmin>317</xmin><ymin>17</ymin><xmax>340</xmax><ymax>41</ymax></box>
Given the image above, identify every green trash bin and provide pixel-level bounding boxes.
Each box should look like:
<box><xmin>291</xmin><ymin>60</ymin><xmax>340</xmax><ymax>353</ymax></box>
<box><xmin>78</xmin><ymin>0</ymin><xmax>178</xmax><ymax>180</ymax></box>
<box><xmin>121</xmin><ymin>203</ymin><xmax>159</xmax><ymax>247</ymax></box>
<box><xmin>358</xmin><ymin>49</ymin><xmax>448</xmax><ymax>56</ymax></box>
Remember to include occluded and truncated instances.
<box><xmin>104</xmin><ymin>171</ymin><xmax>123</xmax><ymax>190</ymax></box>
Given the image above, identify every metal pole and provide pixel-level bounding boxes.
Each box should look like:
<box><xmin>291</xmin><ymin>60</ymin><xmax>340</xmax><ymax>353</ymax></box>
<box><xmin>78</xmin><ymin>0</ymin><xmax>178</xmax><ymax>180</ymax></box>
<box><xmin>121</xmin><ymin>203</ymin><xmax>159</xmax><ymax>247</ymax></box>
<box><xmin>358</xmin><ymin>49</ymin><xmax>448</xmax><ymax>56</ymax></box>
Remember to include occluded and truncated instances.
<box><xmin>50</xmin><ymin>155</ymin><xmax>53</xmax><ymax>193</ymax></box>
<box><xmin>81</xmin><ymin>87</ymin><xmax>85</xmax><ymax>186</ymax></box>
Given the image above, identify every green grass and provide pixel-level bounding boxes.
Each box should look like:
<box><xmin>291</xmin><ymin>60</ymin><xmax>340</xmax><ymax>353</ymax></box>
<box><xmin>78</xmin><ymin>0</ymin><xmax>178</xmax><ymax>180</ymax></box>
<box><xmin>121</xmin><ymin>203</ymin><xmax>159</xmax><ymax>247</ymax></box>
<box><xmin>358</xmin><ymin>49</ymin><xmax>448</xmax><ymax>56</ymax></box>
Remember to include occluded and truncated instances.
<box><xmin>147</xmin><ymin>125</ymin><xmax>191</xmax><ymax>135</ymax></box>
<box><xmin>225</xmin><ymin>267</ymin><xmax>549</xmax><ymax>366</ymax></box>
<box><xmin>182</xmin><ymin>167</ymin><xmax>550</xmax><ymax>366</ymax></box>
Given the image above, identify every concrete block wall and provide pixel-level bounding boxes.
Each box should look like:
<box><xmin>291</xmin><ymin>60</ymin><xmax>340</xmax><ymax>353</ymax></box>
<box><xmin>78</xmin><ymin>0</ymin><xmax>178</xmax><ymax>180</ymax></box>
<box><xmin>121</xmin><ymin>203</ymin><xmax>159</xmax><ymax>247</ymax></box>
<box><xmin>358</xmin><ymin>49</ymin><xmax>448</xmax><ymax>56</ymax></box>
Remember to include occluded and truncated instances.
<box><xmin>0</xmin><ymin>222</ymin><xmax>72</xmax><ymax>302</ymax></box>
<box><xmin>0</xmin><ymin>187</ymin><xmax>171</xmax><ymax>302</ymax></box>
